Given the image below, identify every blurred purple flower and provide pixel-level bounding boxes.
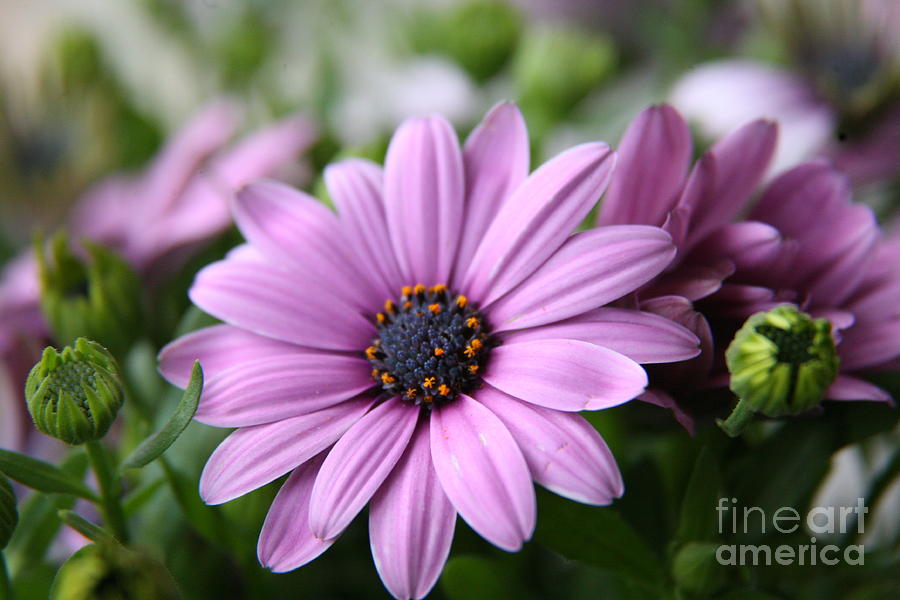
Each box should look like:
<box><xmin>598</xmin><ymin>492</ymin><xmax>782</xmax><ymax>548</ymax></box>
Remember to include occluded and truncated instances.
<box><xmin>71</xmin><ymin>100</ymin><xmax>317</xmax><ymax>282</ymax></box>
<box><xmin>158</xmin><ymin>103</ymin><xmax>699</xmax><ymax>599</ymax></box>
<box><xmin>0</xmin><ymin>252</ymin><xmax>46</xmax><ymax>451</ymax></box>
<box><xmin>599</xmin><ymin>104</ymin><xmax>899</xmax><ymax>428</ymax></box>
<box><xmin>0</xmin><ymin>101</ymin><xmax>315</xmax><ymax>450</ymax></box>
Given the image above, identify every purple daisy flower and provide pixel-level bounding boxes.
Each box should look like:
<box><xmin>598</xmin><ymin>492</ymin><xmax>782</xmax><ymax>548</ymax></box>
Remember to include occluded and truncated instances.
<box><xmin>599</xmin><ymin>104</ymin><xmax>898</xmax><ymax>426</ymax></box>
<box><xmin>158</xmin><ymin>103</ymin><xmax>700</xmax><ymax>599</ymax></box>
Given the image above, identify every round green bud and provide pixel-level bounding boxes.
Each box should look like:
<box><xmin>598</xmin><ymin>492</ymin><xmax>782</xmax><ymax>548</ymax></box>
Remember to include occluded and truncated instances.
<box><xmin>51</xmin><ymin>543</ymin><xmax>179</xmax><ymax>600</ymax></box>
<box><xmin>26</xmin><ymin>338</ymin><xmax>124</xmax><ymax>445</ymax></box>
<box><xmin>671</xmin><ymin>542</ymin><xmax>728</xmax><ymax>597</ymax></box>
<box><xmin>36</xmin><ymin>232</ymin><xmax>141</xmax><ymax>356</ymax></box>
<box><xmin>726</xmin><ymin>304</ymin><xmax>839</xmax><ymax>417</ymax></box>
<box><xmin>409</xmin><ymin>0</ymin><xmax>522</xmax><ymax>83</ymax></box>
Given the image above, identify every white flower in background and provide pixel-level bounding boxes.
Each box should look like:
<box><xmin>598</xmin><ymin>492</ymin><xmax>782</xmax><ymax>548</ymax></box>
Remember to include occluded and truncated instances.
<box><xmin>670</xmin><ymin>60</ymin><xmax>834</xmax><ymax>177</ymax></box>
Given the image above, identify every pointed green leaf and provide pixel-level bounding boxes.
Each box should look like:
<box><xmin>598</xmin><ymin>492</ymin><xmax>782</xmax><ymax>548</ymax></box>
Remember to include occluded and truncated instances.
<box><xmin>534</xmin><ymin>488</ymin><xmax>664</xmax><ymax>588</ymax></box>
<box><xmin>121</xmin><ymin>362</ymin><xmax>202</xmax><ymax>470</ymax></box>
<box><xmin>0</xmin><ymin>473</ymin><xmax>17</xmax><ymax>549</ymax></box>
<box><xmin>675</xmin><ymin>447</ymin><xmax>722</xmax><ymax>543</ymax></box>
<box><xmin>57</xmin><ymin>509</ymin><xmax>116</xmax><ymax>545</ymax></box>
<box><xmin>0</xmin><ymin>449</ymin><xmax>98</xmax><ymax>501</ymax></box>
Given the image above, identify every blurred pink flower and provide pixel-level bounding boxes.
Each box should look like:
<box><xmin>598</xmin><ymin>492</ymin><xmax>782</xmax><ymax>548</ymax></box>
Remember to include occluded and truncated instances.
<box><xmin>158</xmin><ymin>103</ymin><xmax>699</xmax><ymax>600</ymax></box>
<box><xmin>0</xmin><ymin>252</ymin><xmax>46</xmax><ymax>451</ymax></box>
<box><xmin>71</xmin><ymin>100</ymin><xmax>317</xmax><ymax>281</ymax></box>
<box><xmin>0</xmin><ymin>101</ymin><xmax>316</xmax><ymax>450</ymax></box>
<box><xmin>599</xmin><ymin>104</ymin><xmax>898</xmax><ymax>428</ymax></box>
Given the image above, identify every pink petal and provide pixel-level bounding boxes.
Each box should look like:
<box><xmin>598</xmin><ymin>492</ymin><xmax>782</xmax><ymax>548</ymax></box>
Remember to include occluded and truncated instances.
<box><xmin>370</xmin><ymin>421</ymin><xmax>456</xmax><ymax>600</ymax></box>
<box><xmin>691</xmin><ymin>221</ymin><xmax>784</xmax><ymax>276</ymax></box>
<box><xmin>499</xmin><ymin>308</ymin><xmax>700</xmax><ymax>364</ymax></box>
<box><xmin>189</xmin><ymin>257</ymin><xmax>373</xmax><ymax>351</ymax></box>
<box><xmin>639</xmin><ymin>295</ymin><xmax>714</xmax><ymax>388</ymax></box>
<box><xmin>462</xmin><ymin>143</ymin><xmax>616</xmax><ymax>304</ymax></box>
<box><xmin>644</xmin><ymin>258</ymin><xmax>735</xmax><ymax>301</ymax></box>
<box><xmin>599</xmin><ymin>104</ymin><xmax>691</xmax><ymax>227</ymax></box>
<box><xmin>196</xmin><ymin>354</ymin><xmax>374</xmax><ymax>427</ymax></box>
<box><xmin>157</xmin><ymin>324</ymin><xmax>302</xmax><ymax>387</ymax></box>
<box><xmin>258</xmin><ymin>453</ymin><xmax>334</xmax><ymax>572</ymax></box>
<box><xmin>430</xmin><ymin>395</ymin><xmax>535</xmax><ymax>551</ymax></box>
<box><xmin>384</xmin><ymin>116</ymin><xmax>464</xmax><ymax>286</ymax></box>
<box><xmin>142</xmin><ymin>100</ymin><xmax>239</xmax><ymax>217</ymax></box>
<box><xmin>200</xmin><ymin>397</ymin><xmax>373</xmax><ymax>504</ymax></box>
<box><xmin>454</xmin><ymin>102</ymin><xmax>530</xmax><ymax>278</ymax></box>
<box><xmin>826</xmin><ymin>376</ymin><xmax>893</xmax><ymax>403</ymax></box>
<box><xmin>233</xmin><ymin>181</ymin><xmax>381</xmax><ymax>309</ymax></box>
<box><xmin>750</xmin><ymin>162</ymin><xmax>878</xmax><ymax>304</ymax></box>
<box><xmin>483</xmin><ymin>339</ymin><xmax>647</xmax><ymax>411</ymax></box>
<box><xmin>838</xmin><ymin>319</ymin><xmax>900</xmax><ymax>371</ymax></box>
<box><xmin>211</xmin><ymin>115</ymin><xmax>317</xmax><ymax>189</ymax></box>
<box><xmin>486</xmin><ymin>226</ymin><xmax>675</xmax><ymax>331</ymax></box>
<box><xmin>682</xmin><ymin>120</ymin><xmax>777</xmax><ymax>246</ymax></box>
<box><xmin>326</xmin><ymin>159</ymin><xmax>405</xmax><ymax>298</ymax></box>
<box><xmin>638</xmin><ymin>389</ymin><xmax>696</xmax><ymax>434</ymax></box>
<box><xmin>309</xmin><ymin>400</ymin><xmax>419</xmax><ymax>540</ymax></box>
<box><xmin>476</xmin><ymin>385</ymin><xmax>623</xmax><ymax>505</ymax></box>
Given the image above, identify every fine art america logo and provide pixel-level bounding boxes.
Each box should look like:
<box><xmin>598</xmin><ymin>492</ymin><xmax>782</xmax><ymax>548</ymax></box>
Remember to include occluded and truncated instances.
<box><xmin>715</xmin><ymin>498</ymin><xmax>867</xmax><ymax>566</ymax></box>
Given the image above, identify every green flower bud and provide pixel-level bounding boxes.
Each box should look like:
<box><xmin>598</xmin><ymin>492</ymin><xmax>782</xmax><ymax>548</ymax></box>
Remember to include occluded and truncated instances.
<box><xmin>719</xmin><ymin>305</ymin><xmax>839</xmax><ymax>437</ymax></box>
<box><xmin>409</xmin><ymin>0</ymin><xmax>522</xmax><ymax>83</ymax></box>
<box><xmin>671</xmin><ymin>542</ymin><xmax>728</xmax><ymax>597</ymax></box>
<box><xmin>513</xmin><ymin>24</ymin><xmax>616</xmax><ymax>123</ymax></box>
<box><xmin>36</xmin><ymin>232</ymin><xmax>141</xmax><ymax>356</ymax></box>
<box><xmin>26</xmin><ymin>338</ymin><xmax>124</xmax><ymax>445</ymax></box>
<box><xmin>51</xmin><ymin>543</ymin><xmax>179</xmax><ymax>600</ymax></box>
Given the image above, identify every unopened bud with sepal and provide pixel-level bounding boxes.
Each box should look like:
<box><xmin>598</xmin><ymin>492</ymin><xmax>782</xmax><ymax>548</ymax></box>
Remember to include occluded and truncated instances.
<box><xmin>26</xmin><ymin>338</ymin><xmax>124</xmax><ymax>445</ymax></box>
<box><xmin>719</xmin><ymin>304</ymin><xmax>839</xmax><ymax>436</ymax></box>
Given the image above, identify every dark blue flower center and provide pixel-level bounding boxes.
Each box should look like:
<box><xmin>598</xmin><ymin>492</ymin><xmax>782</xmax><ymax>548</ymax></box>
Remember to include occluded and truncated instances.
<box><xmin>366</xmin><ymin>284</ymin><xmax>491</xmax><ymax>405</ymax></box>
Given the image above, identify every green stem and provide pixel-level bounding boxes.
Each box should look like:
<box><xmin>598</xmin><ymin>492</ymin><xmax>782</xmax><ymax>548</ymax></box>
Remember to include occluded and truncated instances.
<box><xmin>716</xmin><ymin>399</ymin><xmax>757</xmax><ymax>438</ymax></box>
<box><xmin>0</xmin><ymin>552</ymin><xmax>12</xmax><ymax>600</ymax></box>
<box><xmin>85</xmin><ymin>441</ymin><xmax>128</xmax><ymax>544</ymax></box>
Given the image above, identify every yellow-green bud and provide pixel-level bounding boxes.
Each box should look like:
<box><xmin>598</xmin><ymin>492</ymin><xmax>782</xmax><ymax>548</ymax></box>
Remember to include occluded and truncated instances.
<box><xmin>26</xmin><ymin>338</ymin><xmax>124</xmax><ymax>445</ymax></box>
<box><xmin>50</xmin><ymin>543</ymin><xmax>179</xmax><ymax>600</ymax></box>
<box><xmin>720</xmin><ymin>305</ymin><xmax>839</xmax><ymax>436</ymax></box>
<box><xmin>36</xmin><ymin>232</ymin><xmax>141</xmax><ymax>356</ymax></box>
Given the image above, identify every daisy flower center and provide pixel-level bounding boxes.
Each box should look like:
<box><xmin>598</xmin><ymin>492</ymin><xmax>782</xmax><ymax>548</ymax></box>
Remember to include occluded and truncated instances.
<box><xmin>755</xmin><ymin>324</ymin><xmax>817</xmax><ymax>366</ymax></box>
<box><xmin>365</xmin><ymin>284</ymin><xmax>491</xmax><ymax>405</ymax></box>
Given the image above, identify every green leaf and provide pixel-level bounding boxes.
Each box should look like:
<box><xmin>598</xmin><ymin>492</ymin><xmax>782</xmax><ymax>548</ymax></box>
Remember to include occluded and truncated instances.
<box><xmin>0</xmin><ymin>473</ymin><xmax>17</xmax><ymax>549</ymax></box>
<box><xmin>57</xmin><ymin>510</ymin><xmax>116</xmax><ymax>545</ymax></box>
<box><xmin>441</xmin><ymin>555</ymin><xmax>517</xmax><ymax>600</ymax></box>
<box><xmin>534</xmin><ymin>488</ymin><xmax>664</xmax><ymax>588</ymax></box>
<box><xmin>121</xmin><ymin>361</ymin><xmax>202</xmax><ymax>470</ymax></box>
<box><xmin>0</xmin><ymin>449</ymin><xmax>98</xmax><ymax>501</ymax></box>
<box><xmin>674</xmin><ymin>447</ymin><xmax>722</xmax><ymax>544</ymax></box>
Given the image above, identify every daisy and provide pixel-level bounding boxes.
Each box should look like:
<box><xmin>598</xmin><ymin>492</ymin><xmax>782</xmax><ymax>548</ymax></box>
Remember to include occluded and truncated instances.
<box><xmin>159</xmin><ymin>102</ymin><xmax>700</xmax><ymax>600</ymax></box>
<box><xmin>599</xmin><ymin>103</ymin><xmax>898</xmax><ymax>428</ymax></box>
